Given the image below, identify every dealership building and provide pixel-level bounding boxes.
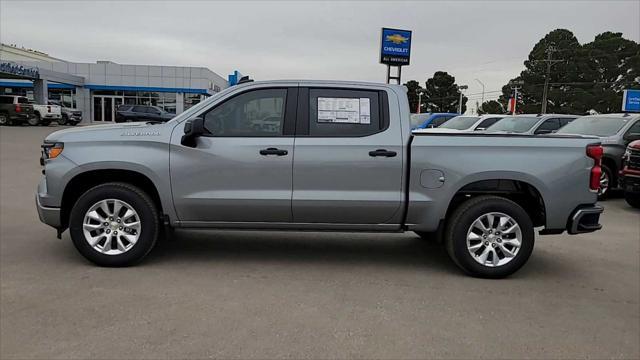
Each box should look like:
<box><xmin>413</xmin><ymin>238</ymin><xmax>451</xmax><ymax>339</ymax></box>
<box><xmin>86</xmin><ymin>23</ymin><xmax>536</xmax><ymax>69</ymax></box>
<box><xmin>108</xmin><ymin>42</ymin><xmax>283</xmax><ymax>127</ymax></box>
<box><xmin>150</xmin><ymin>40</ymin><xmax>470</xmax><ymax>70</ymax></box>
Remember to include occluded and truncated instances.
<box><xmin>0</xmin><ymin>43</ymin><xmax>229</xmax><ymax>123</ymax></box>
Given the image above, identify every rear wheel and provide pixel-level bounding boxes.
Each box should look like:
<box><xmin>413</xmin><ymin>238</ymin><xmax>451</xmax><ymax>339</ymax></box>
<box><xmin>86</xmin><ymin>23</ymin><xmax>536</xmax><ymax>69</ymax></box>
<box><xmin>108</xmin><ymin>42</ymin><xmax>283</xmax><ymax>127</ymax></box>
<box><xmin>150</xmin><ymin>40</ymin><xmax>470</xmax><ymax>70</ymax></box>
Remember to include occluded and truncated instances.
<box><xmin>0</xmin><ymin>113</ymin><xmax>8</xmax><ymax>125</ymax></box>
<box><xmin>28</xmin><ymin>113</ymin><xmax>40</xmax><ymax>126</ymax></box>
<box><xmin>69</xmin><ymin>182</ymin><xmax>159</xmax><ymax>267</ymax></box>
<box><xmin>445</xmin><ymin>196</ymin><xmax>534</xmax><ymax>278</ymax></box>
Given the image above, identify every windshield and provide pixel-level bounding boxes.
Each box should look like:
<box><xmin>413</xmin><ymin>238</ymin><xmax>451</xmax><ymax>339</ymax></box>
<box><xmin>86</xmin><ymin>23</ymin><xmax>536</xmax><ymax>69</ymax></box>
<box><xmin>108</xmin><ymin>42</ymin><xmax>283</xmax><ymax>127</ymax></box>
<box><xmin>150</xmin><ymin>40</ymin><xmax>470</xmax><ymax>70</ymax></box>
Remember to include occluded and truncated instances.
<box><xmin>556</xmin><ymin>116</ymin><xmax>631</xmax><ymax>137</ymax></box>
<box><xmin>440</xmin><ymin>116</ymin><xmax>479</xmax><ymax>130</ymax></box>
<box><xmin>410</xmin><ymin>114</ymin><xmax>430</xmax><ymax>128</ymax></box>
<box><xmin>485</xmin><ymin>116</ymin><xmax>539</xmax><ymax>133</ymax></box>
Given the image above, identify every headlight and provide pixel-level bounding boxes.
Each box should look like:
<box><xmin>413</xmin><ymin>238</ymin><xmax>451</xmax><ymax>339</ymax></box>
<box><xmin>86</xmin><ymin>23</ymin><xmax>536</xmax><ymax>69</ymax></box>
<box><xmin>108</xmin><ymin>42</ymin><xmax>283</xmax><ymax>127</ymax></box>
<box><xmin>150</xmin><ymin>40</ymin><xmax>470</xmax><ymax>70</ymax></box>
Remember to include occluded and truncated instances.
<box><xmin>41</xmin><ymin>142</ymin><xmax>64</xmax><ymax>160</ymax></box>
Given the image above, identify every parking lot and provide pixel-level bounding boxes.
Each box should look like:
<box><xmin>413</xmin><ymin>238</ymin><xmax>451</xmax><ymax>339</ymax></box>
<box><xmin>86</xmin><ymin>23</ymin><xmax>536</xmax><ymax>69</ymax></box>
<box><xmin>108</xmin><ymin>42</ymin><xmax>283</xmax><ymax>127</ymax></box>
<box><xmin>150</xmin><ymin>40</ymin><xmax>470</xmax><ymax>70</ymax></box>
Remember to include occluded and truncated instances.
<box><xmin>0</xmin><ymin>125</ymin><xmax>638</xmax><ymax>359</ymax></box>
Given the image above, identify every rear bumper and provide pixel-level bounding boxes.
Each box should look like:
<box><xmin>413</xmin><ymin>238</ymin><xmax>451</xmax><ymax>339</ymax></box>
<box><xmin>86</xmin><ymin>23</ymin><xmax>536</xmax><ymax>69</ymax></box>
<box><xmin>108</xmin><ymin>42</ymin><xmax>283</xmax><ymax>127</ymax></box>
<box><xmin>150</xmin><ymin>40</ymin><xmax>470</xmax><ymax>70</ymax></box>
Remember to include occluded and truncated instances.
<box><xmin>567</xmin><ymin>205</ymin><xmax>603</xmax><ymax>234</ymax></box>
<box><xmin>42</xmin><ymin>114</ymin><xmax>62</xmax><ymax>119</ymax></box>
<box><xmin>9</xmin><ymin>113</ymin><xmax>33</xmax><ymax>121</ymax></box>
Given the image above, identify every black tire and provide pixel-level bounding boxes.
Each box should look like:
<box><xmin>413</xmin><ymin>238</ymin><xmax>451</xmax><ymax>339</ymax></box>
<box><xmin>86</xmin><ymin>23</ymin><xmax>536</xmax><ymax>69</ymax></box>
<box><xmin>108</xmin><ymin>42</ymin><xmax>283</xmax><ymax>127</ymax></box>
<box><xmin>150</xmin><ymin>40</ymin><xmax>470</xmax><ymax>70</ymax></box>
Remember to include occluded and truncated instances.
<box><xmin>625</xmin><ymin>192</ymin><xmax>640</xmax><ymax>209</ymax></box>
<box><xmin>444</xmin><ymin>195</ymin><xmax>535</xmax><ymax>278</ymax></box>
<box><xmin>58</xmin><ymin>114</ymin><xmax>68</xmax><ymax>126</ymax></box>
<box><xmin>0</xmin><ymin>113</ymin><xmax>8</xmax><ymax>126</ymax></box>
<box><xmin>598</xmin><ymin>165</ymin><xmax>613</xmax><ymax>200</ymax></box>
<box><xmin>28</xmin><ymin>113</ymin><xmax>41</xmax><ymax>126</ymax></box>
<box><xmin>69</xmin><ymin>182</ymin><xmax>159</xmax><ymax>267</ymax></box>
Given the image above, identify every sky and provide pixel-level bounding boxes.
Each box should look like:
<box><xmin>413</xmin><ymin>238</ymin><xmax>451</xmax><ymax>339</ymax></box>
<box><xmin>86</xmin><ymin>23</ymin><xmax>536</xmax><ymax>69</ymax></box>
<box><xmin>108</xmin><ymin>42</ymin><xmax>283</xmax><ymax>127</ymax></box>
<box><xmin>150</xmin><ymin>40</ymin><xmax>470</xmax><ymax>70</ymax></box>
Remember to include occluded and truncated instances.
<box><xmin>1</xmin><ymin>0</ymin><xmax>639</xmax><ymax>110</ymax></box>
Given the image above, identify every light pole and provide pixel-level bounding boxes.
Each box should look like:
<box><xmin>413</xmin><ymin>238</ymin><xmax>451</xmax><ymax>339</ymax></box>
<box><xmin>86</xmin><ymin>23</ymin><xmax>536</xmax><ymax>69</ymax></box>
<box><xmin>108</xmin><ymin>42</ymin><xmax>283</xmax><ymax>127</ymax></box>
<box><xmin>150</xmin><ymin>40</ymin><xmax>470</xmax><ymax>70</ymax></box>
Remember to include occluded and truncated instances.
<box><xmin>475</xmin><ymin>78</ymin><xmax>485</xmax><ymax>113</ymax></box>
<box><xmin>457</xmin><ymin>85</ymin><xmax>468</xmax><ymax>114</ymax></box>
<box><xmin>509</xmin><ymin>80</ymin><xmax>524</xmax><ymax>115</ymax></box>
<box><xmin>416</xmin><ymin>90</ymin><xmax>423</xmax><ymax>114</ymax></box>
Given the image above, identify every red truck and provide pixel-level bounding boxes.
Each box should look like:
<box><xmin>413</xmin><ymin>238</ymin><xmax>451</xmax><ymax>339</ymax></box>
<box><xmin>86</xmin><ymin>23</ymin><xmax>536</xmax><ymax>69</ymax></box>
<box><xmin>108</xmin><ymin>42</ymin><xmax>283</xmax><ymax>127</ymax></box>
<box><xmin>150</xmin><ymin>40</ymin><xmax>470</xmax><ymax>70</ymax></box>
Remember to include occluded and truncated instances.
<box><xmin>621</xmin><ymin>140</ymin><xmax>640</xmax><ymax>208</ymax></box>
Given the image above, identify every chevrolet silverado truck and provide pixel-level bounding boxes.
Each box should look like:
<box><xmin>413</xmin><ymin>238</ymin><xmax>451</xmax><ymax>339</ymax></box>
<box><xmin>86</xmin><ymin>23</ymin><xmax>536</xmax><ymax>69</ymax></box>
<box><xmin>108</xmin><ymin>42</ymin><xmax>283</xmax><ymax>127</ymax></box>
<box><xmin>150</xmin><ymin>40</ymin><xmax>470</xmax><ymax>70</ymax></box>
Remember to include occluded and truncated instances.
<box><xmin>36</xmin><ymin>80</ymin><xmax>604</xmax><ymax>278</ymax></box>
<box><xmin>0</xmin><ymin>95</ymin><xmax>36</xmax><ymax>125</ymax></box>
<box><xmin>32</xmin><ymin>102</ymin><xmax>62</xmax><ymax>126</ymax></box>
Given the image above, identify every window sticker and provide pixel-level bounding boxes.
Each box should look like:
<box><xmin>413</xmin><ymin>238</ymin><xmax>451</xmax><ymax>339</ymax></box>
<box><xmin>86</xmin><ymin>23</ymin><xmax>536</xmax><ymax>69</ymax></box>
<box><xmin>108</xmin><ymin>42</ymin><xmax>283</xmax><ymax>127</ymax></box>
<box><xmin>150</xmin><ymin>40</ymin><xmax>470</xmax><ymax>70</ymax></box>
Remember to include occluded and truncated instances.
<box><xmin>317</xmin><ymin>97</ymin><xmax>371</xmax><ymax>124</ymax></box>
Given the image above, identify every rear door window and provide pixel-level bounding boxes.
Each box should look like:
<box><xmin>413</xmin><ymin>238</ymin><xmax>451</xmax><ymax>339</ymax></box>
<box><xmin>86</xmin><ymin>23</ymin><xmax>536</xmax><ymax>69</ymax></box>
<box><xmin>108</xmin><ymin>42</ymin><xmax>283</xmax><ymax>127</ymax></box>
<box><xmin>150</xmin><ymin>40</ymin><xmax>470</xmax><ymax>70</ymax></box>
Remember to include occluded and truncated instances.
<box><xmin>302</xmin><ymin>88</ymin><xmax>384</xmax><ymax>137</ymax></box>
<box><xmin>535</xmin><ymin>118</ymin><xmax>561</xmax><ymax>134</ymax></box>
<box><xmin>475</xmin><ymin>117</ymin><xmax>501</xmax><ymax>130</ymax></box>
<box><xmin>17</xmin><ymin>97</ymin><xmax>29</xmax><ymax>104</ymax></box>
<box><xmin>132</xmin><ymin>106</ymin><xmax>146</xmax><ymax>113</ymax></box>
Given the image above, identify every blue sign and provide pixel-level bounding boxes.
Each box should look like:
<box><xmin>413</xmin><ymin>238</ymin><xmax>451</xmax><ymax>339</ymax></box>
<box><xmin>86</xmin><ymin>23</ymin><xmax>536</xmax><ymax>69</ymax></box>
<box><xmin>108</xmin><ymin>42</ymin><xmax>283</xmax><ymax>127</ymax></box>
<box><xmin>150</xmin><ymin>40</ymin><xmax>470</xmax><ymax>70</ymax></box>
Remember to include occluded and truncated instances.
<box><xmin>622</xmin><ymin>89</ymin><xmax>640</xmax><ymax>112</ymax></box>
<box><xmin>228</xmin><ymin>70</ymin><xmax>243</xmax><ymax>86</ymax></box>
<box><xmin>0</xmin><ymin>62</ymin><xmax>39</xmax><ymax>79</ymax></box>
<box><xmin>380</xmin><ymin>28</ymin><xmax>412</xmax><ymax>66</ymax></box>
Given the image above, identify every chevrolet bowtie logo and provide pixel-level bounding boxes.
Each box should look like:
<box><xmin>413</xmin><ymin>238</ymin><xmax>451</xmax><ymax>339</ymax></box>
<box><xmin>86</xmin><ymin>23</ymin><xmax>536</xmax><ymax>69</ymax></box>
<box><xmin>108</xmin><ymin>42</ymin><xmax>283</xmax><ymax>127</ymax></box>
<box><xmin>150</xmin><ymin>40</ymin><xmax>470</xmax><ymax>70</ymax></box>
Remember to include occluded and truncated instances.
<box><xmin>386</xmin><ymin>34</ymin><xmax>409</xmax><ymax>45</ymax></box>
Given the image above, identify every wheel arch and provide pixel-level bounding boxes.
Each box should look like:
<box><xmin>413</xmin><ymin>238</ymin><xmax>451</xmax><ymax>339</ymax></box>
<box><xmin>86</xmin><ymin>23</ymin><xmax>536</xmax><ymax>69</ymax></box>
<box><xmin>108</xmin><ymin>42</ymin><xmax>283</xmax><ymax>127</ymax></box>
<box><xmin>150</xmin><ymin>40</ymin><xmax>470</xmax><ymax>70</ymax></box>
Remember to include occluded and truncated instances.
<box><xmin>445</xmin><ymin>178</ymin><xmax>547</xmax><ymax>228</ymax></box>
<box><xmin>60</xmin><ymin>169</ymin><xmax>165</xmax><ymax>230</ymax></box>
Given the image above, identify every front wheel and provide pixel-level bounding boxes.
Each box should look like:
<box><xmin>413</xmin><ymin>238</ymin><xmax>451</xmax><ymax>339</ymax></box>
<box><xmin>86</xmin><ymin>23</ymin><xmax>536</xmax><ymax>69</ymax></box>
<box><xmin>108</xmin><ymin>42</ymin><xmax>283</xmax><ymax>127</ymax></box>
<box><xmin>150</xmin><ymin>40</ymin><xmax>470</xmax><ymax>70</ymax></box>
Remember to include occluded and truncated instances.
<box><xmin>445</xmin><ymin>196</ymin><xmax>535</xmax><ymax>278</ymax></box>
<box><xmin>625</xmin><ymin>192</ymin><xmax>640</xmax><ymax>209</ymax></box>
<box><xmin>58</xmin><ymin>115</ymin><xmax>68</xmax><ymax>126</ymax></box>
<box><xmin>598</xmin><ymin>165</ymin><xmax>612</xmax><ymax>200</ymax></box>
<box><xmin>69</xmin><ymin>182</ymin><xmax>159</xmax><ymax>266</ymax></box>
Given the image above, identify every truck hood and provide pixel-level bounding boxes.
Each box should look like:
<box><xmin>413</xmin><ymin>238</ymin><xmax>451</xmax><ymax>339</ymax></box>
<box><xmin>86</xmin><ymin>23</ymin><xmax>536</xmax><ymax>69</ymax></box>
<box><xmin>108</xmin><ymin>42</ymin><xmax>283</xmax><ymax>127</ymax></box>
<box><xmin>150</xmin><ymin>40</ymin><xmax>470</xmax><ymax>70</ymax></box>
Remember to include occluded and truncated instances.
<box><xmin>45</xmin><ymin>121</ymin><xmax>171</xmax><ymax>142</ymax></box>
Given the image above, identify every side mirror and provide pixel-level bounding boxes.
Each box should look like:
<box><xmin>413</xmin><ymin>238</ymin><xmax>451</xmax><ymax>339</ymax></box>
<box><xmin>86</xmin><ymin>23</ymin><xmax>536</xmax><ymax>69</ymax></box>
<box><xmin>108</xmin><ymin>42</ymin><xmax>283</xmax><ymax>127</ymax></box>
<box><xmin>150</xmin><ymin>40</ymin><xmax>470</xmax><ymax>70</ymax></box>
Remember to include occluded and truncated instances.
<box><xmin>624</xmin><ymin>132</ymin><xmax>640</xmax><ymax>143</ymax></box>
<box><xmin>181</xmin><ymin>117</ymin><xmax>204</xmax><ymax>147</ymax></box>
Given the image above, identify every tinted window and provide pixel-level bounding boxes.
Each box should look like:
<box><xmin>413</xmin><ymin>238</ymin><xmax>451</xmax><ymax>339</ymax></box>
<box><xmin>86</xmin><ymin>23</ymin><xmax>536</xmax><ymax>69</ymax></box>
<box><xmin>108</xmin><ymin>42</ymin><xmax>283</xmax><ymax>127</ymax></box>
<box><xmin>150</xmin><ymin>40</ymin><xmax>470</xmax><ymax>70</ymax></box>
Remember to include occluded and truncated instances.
<box><xmin>0</xmin><ymin>97</ymin><xmax>12</xmax><ymax>104</ymax></box>
<box><xmin>17</xmin><ymin>97</ymin><xmax>29</xmax><ymax>104</ymax></box>
<box><xmin>429</xmin><ymin>116</ymin><xmax>453</xmax><ymax>128</ymax></box>
<box><xmin>308</xmin><ymin>89</ymin><xmax>380</xmax><ymax>136</ymax></box>
<box><xmin>624</xmin><ymin>121</ymin><xmax>640</xmax><ymax>137</ymax></box>
<box><xmin>556</xmin><ymin>116</ymin><xmax>632</xmax><ymax>137</ymax></box>
<box><xmin>146</xmin><ymin>106</ymin><xmax>161</xmax><ymax>114</ymax></box>
<box><xmin>534</xmin><ymin>118</ymin><xmax>560</xmax><ymax>134</ymax></box>
<box><xmin>440</xmin><ymin>116</ymin><xmax>479</xmax><ymax>130</ymax></box>
<box><xmin>559</xmin><ymin>118</ymin><xmax>575</xmax><ymax>127</ymax></box>
<box><xmin>486</xmin><ymin>116</ymin><xmax>540</xmax><ymax>133</ymax></box>
<box><xmin>203</xmin><ymin>88</ymin><xmax>286</xmax><ymax>136</ymax></box>
<box><xmin>118</xmin><ymin>105</ymin><xmax>132</xmax><ymax>112</ymax></box>
<box><xmin>475</xmin><ymin>117</ymin><xmax>501</xmax><ymax>130</ymax></box>
<box><xmin>410</xmin><ymin>114</ymin><xmax>429</xmax><ymax>129</ymax></box>
<box><xmin>132</xmin><ymin>106</ymin><xmax>147</xmax><ymax>113</ymax></box>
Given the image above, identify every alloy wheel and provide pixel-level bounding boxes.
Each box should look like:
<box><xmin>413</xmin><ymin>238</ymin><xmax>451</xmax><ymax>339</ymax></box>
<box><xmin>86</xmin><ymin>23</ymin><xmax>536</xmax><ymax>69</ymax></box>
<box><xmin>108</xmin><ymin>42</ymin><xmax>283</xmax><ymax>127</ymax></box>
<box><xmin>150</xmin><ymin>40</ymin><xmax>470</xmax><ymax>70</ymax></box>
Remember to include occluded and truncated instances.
<box><xmin>466</xmin><ymin>212</ymin><xmax>522</xmax><ymax>267</ymax></box>
<box><xmin>82</xmin><ymin>199</ymin><xmax>142</xmax><ymax>255</ymax></box>
<box><xmin>598</xmin><ymin>171</ymin><xmax>609</xmax><ymax>196</ymax></box>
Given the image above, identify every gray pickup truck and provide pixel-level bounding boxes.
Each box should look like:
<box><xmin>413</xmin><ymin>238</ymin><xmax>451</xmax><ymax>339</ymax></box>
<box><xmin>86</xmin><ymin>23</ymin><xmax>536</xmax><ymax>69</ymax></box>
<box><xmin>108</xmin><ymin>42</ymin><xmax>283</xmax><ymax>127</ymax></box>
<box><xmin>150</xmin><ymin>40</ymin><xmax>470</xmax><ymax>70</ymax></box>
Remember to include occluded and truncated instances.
<box><xmin>36</xmin><ymin>80</ymin><xmax>604</xmax><ymax>278</ymax></box>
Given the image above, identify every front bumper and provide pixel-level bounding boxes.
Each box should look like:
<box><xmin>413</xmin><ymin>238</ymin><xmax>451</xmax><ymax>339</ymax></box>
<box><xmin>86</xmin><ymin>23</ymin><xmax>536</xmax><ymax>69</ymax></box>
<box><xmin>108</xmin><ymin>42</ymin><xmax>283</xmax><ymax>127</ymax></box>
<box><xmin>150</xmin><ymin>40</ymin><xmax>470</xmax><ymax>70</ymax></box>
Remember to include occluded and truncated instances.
<box><xmin>36</xmin><ymin>177</ymin><xmax>61</xmax><ymax>228</ymax></box>
<box><xmin>567</xmin><ymin>205</ymin><xmax>603</xmax><ymax>234</ymax></box>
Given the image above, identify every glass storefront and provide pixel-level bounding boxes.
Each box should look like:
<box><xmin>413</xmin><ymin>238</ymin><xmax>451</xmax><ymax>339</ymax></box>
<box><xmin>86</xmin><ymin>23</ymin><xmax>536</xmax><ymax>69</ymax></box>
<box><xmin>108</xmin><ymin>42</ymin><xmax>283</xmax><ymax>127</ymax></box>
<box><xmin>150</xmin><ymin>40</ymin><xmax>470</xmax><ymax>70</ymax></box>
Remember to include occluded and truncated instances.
<box><xmin>1</xmin><ymin>86</ymin><xmax>77</xmax><ymax>107</ymax></box>
<box><xmin>92</xmin><ymin>90</ymin><xmax>206</xmax><ymax>114</ymax></box>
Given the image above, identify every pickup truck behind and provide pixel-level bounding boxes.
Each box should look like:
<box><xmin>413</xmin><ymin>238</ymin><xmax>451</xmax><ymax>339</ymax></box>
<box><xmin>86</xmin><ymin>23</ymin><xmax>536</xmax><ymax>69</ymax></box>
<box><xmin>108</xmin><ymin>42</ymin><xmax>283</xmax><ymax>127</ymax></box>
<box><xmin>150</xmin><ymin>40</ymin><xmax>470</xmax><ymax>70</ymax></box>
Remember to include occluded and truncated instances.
<box><xmin>36</xmin><ymin>80</ymin><xmax>603</xmax><ymax>278</ymax></box>
<box><xmin>0</xmin><ymin>95</ymin><xmax>35</xmax><ymax>125</ymax></box>
<box><xmin>32</xmin><ymin>103</ymin><xmax>62</xmax><ymax>125</ymax></box>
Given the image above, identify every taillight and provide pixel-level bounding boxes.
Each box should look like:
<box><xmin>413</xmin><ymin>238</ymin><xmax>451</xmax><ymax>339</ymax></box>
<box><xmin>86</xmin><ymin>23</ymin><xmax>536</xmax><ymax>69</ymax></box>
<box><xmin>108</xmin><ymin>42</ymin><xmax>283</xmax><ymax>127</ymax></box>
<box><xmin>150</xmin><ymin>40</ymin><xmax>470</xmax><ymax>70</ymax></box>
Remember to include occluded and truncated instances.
<box><xmin>587</xmin><ymin>144</ymin><xmax>603</xmax><ymax>191</ymax></box>
<box><xmin>15</xmin><ymin>104</ymin><xmax>21</xmax><ymax>113</ymax></box>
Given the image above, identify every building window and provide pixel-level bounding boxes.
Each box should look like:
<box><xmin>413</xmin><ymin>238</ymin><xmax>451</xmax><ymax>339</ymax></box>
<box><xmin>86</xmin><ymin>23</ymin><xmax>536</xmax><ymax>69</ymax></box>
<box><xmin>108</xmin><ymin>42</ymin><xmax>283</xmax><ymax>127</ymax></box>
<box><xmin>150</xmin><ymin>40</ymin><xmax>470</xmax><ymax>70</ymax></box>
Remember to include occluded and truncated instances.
<box><xmin>184</xmin><ymin>93</ymin><xmax>204</xmax><ymax>110</ymax></box>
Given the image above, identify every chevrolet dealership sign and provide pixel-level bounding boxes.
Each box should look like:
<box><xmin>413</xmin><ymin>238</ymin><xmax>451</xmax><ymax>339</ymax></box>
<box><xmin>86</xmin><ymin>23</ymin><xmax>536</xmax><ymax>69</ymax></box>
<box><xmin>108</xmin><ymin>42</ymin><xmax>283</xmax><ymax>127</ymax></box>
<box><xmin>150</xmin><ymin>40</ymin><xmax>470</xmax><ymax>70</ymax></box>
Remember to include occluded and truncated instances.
<box><xmin>0</xmin><ymin>62</ymin><xmax>39</xmax><ymax>79</ymax></box>
<box><xmin>380</xmin><ymin>28</ymin><xmax>412</xmax><ymax>66</ymax></box>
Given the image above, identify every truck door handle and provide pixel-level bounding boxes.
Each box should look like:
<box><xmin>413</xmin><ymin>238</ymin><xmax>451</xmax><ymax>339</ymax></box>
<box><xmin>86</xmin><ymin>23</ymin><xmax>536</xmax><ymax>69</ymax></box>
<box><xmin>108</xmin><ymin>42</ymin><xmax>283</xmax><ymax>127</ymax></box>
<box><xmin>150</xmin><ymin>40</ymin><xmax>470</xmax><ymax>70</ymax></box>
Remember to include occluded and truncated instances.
<box><xmin>260</xmin><ymin>147</ymin><xmax>288</xmax><ymax>156</ymax></box>
<box><xmin>369</xmin><ymin>149</ymin><xmax>397</xmax><ymax>157</ymax></box>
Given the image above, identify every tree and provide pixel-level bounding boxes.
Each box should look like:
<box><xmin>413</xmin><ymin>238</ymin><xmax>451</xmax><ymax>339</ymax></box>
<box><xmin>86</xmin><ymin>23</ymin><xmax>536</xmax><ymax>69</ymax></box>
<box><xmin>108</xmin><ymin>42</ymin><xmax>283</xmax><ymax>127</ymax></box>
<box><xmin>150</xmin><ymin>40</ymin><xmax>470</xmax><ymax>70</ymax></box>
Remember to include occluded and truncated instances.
<box><xmin>423</xmin><ymin>71</ymin><xmax>467</xmax><ymax>113</ymax></box>
<box><xmin>500</xmin><ymin>29</ymin><xmax>640</xmax><ymax>114</ymax></box>
<box><xmin>478</xmin><ymin>100</ymin><xmax>505</xmax><ymax>115</ymax></box>
<box><xmin>404</xmin><ymin>80</ymin><xmax>425</xmax><ymax>113</ymax></box>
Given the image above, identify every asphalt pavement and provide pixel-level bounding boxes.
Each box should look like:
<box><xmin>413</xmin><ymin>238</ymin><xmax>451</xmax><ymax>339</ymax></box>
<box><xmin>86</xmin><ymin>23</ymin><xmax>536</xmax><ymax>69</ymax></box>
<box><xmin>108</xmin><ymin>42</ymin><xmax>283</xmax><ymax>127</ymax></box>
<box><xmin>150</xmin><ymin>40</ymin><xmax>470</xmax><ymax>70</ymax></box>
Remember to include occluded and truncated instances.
<box><xmin>1</xmin><ymin>125</ymin><xmax>639</xmax><ymax>359</ymax></box>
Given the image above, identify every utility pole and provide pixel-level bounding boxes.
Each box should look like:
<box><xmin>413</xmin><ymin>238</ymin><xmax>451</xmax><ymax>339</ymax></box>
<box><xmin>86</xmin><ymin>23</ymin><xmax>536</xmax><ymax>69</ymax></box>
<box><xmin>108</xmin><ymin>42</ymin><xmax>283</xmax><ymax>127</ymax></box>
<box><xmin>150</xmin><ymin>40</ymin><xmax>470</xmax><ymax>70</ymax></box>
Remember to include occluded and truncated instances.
<box><xmin>540</xmin><ymin>46</ymin><xmax>563</xmax><ymax>114</ymax></box>
<box><xmin>509</xmin><ymin>80</ymin><xmax>524</xmax><ymax>115</ymax></box>
<box><xmin>457</xmin><ymin>85</ymin><xmax>468</xmax><ymax>114</ymax></box>
<box><xmin>475</xmin><ymin>78</ymin><xmax>485</xmax><ymax>112</ymax></box>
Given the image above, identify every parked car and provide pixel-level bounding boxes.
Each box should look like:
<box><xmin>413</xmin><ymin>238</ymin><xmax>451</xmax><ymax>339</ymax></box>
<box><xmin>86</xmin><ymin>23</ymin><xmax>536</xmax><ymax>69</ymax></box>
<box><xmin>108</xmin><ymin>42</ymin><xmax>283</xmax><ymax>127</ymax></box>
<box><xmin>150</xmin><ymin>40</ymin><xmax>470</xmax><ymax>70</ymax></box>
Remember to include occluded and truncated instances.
<box><xmin>31</xmin><ymin>102</ymin><xmax>62</xmax><ymax>126</ymax></box>
<box><xmin>115</xmin><ymin>105</ymin><xmax>174</xmax><ymax>123</ymax></box>
<box><xmin>620</xmin><ymin>140</ymin><xmax>640</xmax><ymax>208</ymax></box>
<box><xmin>36</xmin><ymin>80</ymin><xmax>603</xmax><ymax>278</ymax></box>
<box><xmin>48</xmin><ymin>100</ymin><xmax>81</xmax><ymax>126</ymax></box>
<box><xmin>484</xmin><ymin>114</ymin><xmax>577</xmax><ymax>135</ymax></box>
<box><xmin>0</xmin><ymin>95</ymin><xmax>36</xmax><ymax>125</ymax></box>
<box><xmin>414</xmin><ymin>114</ymin><xmax>505</xmax><ymax>133</ymax></box>
<box><xmin>556</xmin><ymin>113</ymin><xmax>640</xmax><ymax>198</ymax></box>
<box><xmin>410</xmin><ymin>112</ymin><xmax>459</xmax><ymax>130</ymax></box>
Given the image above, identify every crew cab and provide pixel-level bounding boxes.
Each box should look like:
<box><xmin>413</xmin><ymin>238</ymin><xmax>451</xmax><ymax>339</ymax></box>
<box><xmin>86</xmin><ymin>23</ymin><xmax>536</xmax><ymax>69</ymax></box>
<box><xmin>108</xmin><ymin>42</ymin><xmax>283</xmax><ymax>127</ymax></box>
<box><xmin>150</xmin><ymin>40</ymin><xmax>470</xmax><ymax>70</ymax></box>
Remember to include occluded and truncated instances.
<box><xmin>31</xmin><ymin>102</ymin><xmax>62</xmax><ymax>125</ymax></box>
<box><xmin>0</xmin><ymin>95</ymin><xmax>35</xmax><ymax>125</ymax></box>
<box><xmin>36</xmin><ymin>80</ymin><xmax>603</xmax><ymax>278</ymax></box>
